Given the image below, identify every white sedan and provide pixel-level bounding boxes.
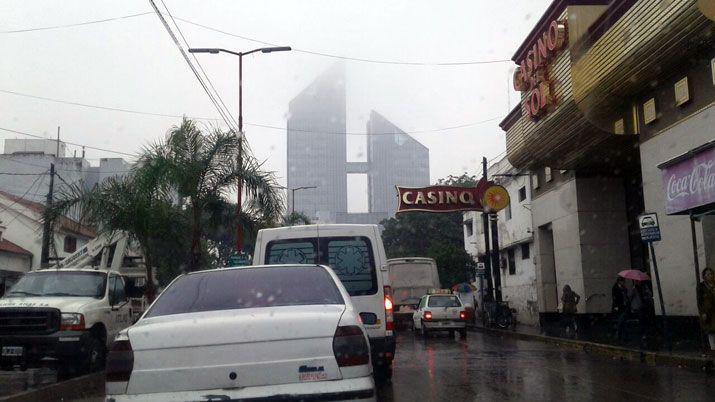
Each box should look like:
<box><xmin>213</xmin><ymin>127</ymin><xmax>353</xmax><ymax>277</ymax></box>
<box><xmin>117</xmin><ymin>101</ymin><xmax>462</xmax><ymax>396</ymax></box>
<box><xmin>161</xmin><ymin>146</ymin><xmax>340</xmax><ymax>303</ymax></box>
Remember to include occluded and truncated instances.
<box><xmin>105</xmin><ymin>264</ymin><xmax>376</xmax><ymax>402</ymax></box>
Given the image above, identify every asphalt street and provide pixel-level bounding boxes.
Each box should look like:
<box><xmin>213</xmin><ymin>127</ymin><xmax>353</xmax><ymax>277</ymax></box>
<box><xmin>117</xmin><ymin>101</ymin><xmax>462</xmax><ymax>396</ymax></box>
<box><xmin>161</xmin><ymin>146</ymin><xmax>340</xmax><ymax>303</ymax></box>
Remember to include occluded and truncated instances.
<box><xmin>377</xmin><ymin>330</ymin><xmax>714</xmax><ymax>402</ymax></box>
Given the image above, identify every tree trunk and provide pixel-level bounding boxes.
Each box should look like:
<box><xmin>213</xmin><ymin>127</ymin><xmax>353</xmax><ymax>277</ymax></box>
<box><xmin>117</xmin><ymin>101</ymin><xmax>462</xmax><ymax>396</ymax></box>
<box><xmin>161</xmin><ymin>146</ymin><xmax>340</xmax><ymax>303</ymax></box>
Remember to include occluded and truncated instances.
<box><xmin>144</xmin><ymin>255</ymin><xmax>157</xmax><ymax>303</ymax></box>
<box><xmin>189</xmin><ymin>203</ymin><xmax>202</xmax><ymax>271</ymax></box>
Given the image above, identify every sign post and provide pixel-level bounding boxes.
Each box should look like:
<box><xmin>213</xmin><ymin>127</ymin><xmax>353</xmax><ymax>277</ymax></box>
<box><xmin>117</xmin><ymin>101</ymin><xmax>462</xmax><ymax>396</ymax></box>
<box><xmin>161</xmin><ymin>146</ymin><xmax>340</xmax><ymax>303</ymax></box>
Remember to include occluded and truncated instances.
<box><xmin>476</xmin><ymin>262</ymin><xmax>486</xmax><ymax>311</ymax></box>
<box><xmin>638</xmin><ymin>212</ymin><xmax>670</xmax><ymax>350</ymax></box>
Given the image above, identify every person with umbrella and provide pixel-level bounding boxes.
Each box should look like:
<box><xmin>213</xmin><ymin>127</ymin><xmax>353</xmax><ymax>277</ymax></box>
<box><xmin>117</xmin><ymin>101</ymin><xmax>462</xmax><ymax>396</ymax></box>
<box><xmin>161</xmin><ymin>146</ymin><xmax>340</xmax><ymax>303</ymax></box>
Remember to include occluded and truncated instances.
<box><xmin>612</xmin><ymin>276</ymin><xmax>630</xmax><ymax>342</ymax></box>
<box><xmin>618</xmin><ymin>270</ymin><xmax>654</xmax><ymax>348</ymax></box>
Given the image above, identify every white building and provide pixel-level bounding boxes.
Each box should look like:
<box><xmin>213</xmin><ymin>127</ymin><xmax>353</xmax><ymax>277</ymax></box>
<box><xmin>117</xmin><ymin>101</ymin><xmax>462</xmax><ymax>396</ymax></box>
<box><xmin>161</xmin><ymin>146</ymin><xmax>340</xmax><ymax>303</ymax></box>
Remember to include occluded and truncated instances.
<box><xmin>0</xmin><ymin>224</ymin><xmax>32</xmax><ymax>296</ymax></box>
<box><xmin>0</xmin><ymin>191</ymin><xmax>95</xmax><ymax>270</ymax></box>
<box><xmin>463</xmin><ymin>157</ymin><xmax>538</xmax><ymax>325</ymax></box>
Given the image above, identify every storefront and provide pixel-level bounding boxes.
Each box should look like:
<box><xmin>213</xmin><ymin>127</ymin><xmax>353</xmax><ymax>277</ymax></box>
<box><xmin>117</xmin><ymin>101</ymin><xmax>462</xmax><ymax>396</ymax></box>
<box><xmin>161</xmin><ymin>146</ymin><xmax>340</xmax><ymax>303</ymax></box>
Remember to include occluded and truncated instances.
<box><xmin>500</xmin><ymin>0</ymin><xmax>715</xmax><ymax>330</ymax></box>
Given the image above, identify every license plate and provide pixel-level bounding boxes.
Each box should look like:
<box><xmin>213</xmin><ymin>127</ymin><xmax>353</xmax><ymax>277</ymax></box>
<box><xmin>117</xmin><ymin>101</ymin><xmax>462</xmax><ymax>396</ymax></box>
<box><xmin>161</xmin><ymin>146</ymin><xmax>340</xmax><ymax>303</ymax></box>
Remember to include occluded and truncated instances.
<box><xmin>2</xmin><ymin>346</ymin><xmax>23</xmax><ymax>357</ymax></box>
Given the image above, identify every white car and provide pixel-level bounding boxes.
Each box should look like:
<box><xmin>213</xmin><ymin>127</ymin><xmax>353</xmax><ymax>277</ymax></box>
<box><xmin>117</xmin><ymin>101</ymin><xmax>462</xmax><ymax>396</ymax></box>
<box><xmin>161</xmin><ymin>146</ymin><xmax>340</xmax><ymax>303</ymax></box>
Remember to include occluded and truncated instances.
<box><xmin>105</xmin><ymin>264</ymin><xmax>376</xmax><ymax>402</ymax></box>
<box><xmin>412</xmin><ymin>292</ymin><xmax>468</xmax><ymax>338</ymax></box>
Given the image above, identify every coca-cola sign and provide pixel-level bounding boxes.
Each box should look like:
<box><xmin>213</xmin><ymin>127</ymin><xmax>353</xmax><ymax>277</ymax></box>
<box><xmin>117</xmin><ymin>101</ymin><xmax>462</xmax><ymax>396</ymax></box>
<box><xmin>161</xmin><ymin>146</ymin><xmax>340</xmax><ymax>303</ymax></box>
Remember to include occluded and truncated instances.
<box><xmin>660</xmin><ymin>145</ymin><xmax>715</xmax><ymax>215</ymax></box>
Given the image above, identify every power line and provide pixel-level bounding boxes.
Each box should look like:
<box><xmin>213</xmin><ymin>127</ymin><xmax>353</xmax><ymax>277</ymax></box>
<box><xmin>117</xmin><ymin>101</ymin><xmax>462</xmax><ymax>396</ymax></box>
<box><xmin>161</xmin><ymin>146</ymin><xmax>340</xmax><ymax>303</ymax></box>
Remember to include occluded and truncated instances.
<box><xmin>173</xmin><ymin>16</ymin><xmax>512</xmax><ymax>66</ymax></box>
<box><xmin>1</xmin><ymin>11</ymin><xmax>512</xmax><ymax>66</ymax></box>
<box><xmin>0</xmin><ymin>170</ymin><xmax>47</xmax><ymax>214</ymax></box>
<box><xmin>0</xmin><ymin>172</ymin><xmax>47</xmax><ymax>176</ymax></box>
<box><xmin>147</xmin><ymin>0</ymin><xmax>238</xmax><ymax>132</ymax></box>
<box><xmin>0</xmin><ymin>126</ymin><xmax>138</xmax><ymax>158</ymax></box>
<box><xmin>0</xmin><ymin>12</ymin><xmax>154</xmax><ymax>34</ymax></box>
<box><xmin>159</xmin><ymin>0</ymin><xmax>239</xmax><ymax>131</ymax></box>
<box><xmin>1</xmin><ymin>88</ymin><xmax>503</xmax><ymax>136</ymax></box>
<box><xmin>0</xmin><ymin>154</ymin><xmax>134</xmax><ymax>174</ymax></box>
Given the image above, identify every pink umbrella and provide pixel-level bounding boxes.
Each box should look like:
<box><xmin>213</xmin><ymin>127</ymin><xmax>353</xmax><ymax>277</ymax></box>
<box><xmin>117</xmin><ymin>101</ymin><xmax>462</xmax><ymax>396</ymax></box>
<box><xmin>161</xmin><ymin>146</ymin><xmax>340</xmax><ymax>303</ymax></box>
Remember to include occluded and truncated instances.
<box><xmin>618</xmin><ymin>269</ymin><xmax>650</xmax><ymax>281</ymax></box>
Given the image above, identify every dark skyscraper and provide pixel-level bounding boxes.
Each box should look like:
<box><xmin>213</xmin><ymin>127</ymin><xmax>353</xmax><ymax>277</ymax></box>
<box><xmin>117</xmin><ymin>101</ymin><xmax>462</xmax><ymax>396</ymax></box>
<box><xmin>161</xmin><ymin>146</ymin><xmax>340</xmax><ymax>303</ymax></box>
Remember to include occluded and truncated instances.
<box><xmin>287</xmin><ymin>66</ymin><xmax>429</xmax><ymax>224</ymax></box>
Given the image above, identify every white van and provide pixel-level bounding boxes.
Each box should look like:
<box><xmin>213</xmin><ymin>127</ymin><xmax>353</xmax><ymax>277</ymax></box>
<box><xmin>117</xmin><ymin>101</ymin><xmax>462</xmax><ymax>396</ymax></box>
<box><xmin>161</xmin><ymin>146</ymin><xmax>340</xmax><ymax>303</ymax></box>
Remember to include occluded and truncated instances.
<box><xmin>253</xmin><ymin>224</ymin><xmax>395</xmax><ymax>381</ymax></box>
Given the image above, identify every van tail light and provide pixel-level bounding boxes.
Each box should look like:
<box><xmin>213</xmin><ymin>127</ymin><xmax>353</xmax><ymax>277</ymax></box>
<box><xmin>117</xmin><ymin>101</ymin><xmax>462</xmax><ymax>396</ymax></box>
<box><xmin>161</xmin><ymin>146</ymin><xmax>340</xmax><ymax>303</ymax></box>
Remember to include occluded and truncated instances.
<box><xmin>333</xmin><ymin>326</ymin><xmax>370</xmax><ymax>367</ymax></box>
<box><xmin>459</xmin><ymin>311</ymin><xmax>467</xmax><ymax>321</ymax></box>
<box><xmin>384</xmin><ymin>286</ymin><xmax>394</xmax><ymax>332</ymax></box>
<box><xmin>423</xmin><ymin>311</ymin><xmax>432</xmax><ymax>321</ymax></box>
<box><xmin>106</xmin><ymin>338</ymin><xmax>134</xmax><ymax>383</ymax></box>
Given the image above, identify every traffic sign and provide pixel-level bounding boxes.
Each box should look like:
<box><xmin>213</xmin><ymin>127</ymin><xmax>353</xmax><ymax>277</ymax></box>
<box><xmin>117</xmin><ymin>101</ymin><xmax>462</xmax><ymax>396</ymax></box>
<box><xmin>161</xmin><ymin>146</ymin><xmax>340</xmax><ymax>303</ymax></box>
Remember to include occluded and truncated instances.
<box><xmin>638</xmin><ymin>212</ymin><xmax>661</xmax><ymax>242</ymax></box>
<box><xmin>475</xmin><ymin>262</ymin><xmax>487</xmax><ymax>276</ymax></box>
<box><xmin>228</xmin><ymin>253</ymin><xmax>251</xmax><ymax>267</ymax></box>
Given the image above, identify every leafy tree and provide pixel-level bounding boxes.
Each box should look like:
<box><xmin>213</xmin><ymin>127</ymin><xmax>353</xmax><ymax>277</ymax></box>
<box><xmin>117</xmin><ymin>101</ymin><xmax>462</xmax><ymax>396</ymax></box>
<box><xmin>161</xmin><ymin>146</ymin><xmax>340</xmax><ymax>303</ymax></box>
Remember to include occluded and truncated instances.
<box><xmin>282</xmin><ymin>211</ymin><xmax>312</xmax><ymax>226</ymax></box>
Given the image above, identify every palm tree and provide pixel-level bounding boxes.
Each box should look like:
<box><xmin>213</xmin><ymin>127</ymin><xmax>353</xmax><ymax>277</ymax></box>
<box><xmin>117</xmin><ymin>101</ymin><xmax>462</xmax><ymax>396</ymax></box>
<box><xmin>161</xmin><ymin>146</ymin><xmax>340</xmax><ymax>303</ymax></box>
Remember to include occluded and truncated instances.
<box><xmin>44</xmin><ymin>173</ymin><xmax>185</xmax><ymax>301</ymax></box>
<box><xmin>139</xmin><ymin>119</ymin><xmax>284</xmax><ymax>271</ymax></box>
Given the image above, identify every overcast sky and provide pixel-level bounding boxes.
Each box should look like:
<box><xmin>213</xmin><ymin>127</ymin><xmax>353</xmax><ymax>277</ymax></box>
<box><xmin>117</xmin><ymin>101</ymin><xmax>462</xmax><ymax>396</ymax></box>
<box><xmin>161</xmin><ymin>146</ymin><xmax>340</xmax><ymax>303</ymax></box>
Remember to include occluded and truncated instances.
<box><xmin>1</xmin><ymin>0</ymin><xmax>551</xmax><ymax>211</ymax></box>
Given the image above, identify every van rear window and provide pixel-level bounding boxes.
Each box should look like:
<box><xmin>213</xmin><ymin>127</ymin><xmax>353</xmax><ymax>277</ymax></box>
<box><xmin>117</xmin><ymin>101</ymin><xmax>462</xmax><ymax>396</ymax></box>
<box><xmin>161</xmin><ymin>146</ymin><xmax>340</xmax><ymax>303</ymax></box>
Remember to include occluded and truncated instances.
<box><xmin>265</xmin><ymin>236</ymin><xmax>377</xmax><ymax>296</ymax></box>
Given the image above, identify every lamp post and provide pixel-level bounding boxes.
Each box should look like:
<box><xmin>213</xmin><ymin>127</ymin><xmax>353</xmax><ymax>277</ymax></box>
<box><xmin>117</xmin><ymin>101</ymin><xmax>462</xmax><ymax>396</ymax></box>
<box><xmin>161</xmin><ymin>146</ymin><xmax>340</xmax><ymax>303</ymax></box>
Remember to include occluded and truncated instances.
<box><xmin>290</xmin><ymin>186</ymin><xmax>317</xmax><ymax>215</ymax></box>
<box><xmin>189</xmin><ymin>46</ymin><xmax>291</xmax><ymax>253</ymax></box>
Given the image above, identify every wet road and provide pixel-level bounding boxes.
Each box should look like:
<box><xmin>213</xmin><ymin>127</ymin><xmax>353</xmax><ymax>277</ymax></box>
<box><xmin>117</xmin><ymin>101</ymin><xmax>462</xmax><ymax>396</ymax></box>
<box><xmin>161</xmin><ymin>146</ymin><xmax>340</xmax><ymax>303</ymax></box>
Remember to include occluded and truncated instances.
<box><xmin>378</xmin><ymin>330</ymin><xmax>714</xmax><ymax>402</ymax></box>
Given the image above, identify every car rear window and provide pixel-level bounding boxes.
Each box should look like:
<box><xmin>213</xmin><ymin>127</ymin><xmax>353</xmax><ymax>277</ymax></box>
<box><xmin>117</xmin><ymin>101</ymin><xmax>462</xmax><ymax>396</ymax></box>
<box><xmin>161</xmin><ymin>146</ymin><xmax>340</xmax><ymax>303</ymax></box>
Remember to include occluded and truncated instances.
<box><xmin>428</xmin><ymin>295</ymin><xmax>462</xmax><ymax>308</ymax></box>
<box><xmin>265</xmin><ymin>236</ymin><xmax>378</xmax><ymax>296</ymax></box>
<box><xmin>145</xmin><ymin>266</ymin><xmax>344</xmax><ymax>318</ymax></box>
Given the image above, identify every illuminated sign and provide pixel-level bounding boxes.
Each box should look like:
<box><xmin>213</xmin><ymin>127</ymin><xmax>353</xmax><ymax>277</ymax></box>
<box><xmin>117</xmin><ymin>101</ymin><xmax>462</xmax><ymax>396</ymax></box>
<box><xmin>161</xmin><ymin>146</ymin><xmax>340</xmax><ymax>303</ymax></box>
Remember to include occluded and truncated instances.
<box><xmin>396</xmin><ymin>180</ymin><xmax>491</xmax><ymax>213</ymax></box>
<box><xmin>513</xmin><ymin>20</ymin><xmax>568</xmax><ymax>119</ymax></box>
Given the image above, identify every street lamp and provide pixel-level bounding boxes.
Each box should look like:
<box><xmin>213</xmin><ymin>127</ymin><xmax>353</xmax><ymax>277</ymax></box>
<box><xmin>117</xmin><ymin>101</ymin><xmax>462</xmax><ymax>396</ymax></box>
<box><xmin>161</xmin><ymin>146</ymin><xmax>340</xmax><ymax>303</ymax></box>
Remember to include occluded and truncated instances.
<box><xmin>289</xmin><ymin>186</ymin><xmax>317</xmax><ymax>215</ymax></box>
<box><xmin>189</xmin><ymin>46</ymin><xmax>291</xmax><ymax>254</ymax></box>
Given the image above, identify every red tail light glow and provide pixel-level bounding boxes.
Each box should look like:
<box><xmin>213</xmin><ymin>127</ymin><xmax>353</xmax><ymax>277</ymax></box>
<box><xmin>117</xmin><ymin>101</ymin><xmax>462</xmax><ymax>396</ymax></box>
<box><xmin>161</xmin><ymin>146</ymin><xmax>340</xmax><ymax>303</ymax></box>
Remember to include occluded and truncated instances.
<box><xmin>423</xmin><ymin>311</ymin><xmax>432</xmax><ymax>321</ymax></box>
<box><xmin>333</xmin><ymin>325</ymin><xmax>370</xmax><ymax>367</ymax></box>
<box><xmin>384</xmin><ymin>286</ymin><xmax>394</xmax><ymax>332</ymax></box>
<box><xmin>459</xmin><ymin>311</ymin><xmax>467</xmax><ymax>321</ymax></box>
<box><xmin>106</xmin><ymin>339</ymin><xmax>134</xmax><ymax>382</ymax></box>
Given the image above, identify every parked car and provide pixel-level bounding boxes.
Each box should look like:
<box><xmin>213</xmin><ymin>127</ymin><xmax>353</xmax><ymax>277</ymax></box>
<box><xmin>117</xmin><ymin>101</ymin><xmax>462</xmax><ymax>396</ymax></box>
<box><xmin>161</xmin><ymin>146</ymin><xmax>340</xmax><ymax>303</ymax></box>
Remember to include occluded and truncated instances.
<box><xmin>413</xmin><ymin>290</ymin><xmax>468</xmax><ymax>338</ymax></box>
<box><xmin>253</xmin><ymin>224</ymin><xmax>395</xmax><ymax>381</ymax></box>
<box><xmin>0</xmin><ymin>268</ymin><xmax>140</xmax><ymax>374</ymax></box>
<box><xmin>105</xmin><ymin>264</ymin><xmax>376</xmax><ymax>402</ymax></box>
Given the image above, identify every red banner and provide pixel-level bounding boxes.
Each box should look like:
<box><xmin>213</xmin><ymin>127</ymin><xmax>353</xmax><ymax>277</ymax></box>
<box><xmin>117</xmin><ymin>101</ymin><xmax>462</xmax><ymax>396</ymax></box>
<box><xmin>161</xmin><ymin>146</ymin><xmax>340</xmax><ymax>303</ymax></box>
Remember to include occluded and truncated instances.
<box><xmin>396</xmin><ymin>180</ymin><xmax>491</xmax><ymax>213</ymax></box>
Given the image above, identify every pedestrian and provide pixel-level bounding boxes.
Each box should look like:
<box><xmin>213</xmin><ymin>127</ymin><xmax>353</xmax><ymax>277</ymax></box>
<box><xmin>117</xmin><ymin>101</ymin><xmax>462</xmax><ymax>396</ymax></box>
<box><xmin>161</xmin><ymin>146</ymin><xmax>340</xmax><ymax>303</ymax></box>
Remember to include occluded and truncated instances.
<box><xmin>637</xmin><ymin>282</ymin><xmax>656</xmax><ymax>349</ymax></box>
<box><xmin>612</xmin><ymin>277</ymin><xmax>630</xmax><ymax>342</ymax></box>
<box><xmin>561</xmin><ymin>285</ymin><xmax>580</xmax><ymax>338</ymax></box>
<box><xmin>698</xmin><ymin>267</ymin><xmax>715</xmax><ymax>353</ymax></box>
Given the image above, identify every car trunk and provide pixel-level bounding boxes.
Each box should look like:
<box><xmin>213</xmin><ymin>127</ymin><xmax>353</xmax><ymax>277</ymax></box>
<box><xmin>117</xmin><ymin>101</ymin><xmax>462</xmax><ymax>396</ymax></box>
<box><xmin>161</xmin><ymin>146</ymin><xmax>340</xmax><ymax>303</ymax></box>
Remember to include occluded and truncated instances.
<box><xmin>125</xmin><ymin>305</ymin><xmax>345</xmax><ymax>395</ymax></box>
<box><xmin>428</xmin><ymin>306</ymin><xmax>461</xmax><ymax>321</ymax></box>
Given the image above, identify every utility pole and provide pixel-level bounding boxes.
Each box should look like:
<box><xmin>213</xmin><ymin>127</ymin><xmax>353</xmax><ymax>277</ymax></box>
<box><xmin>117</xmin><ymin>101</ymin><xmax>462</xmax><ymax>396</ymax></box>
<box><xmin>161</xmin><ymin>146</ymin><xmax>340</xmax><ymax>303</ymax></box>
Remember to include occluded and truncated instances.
<box><xmin>490</xmin><ymin>213</ymin><xmax>503</xmax><ymax>302</ymax></box>
<box><xmin>481</xmin><ymin>157</ymin><xmax>494</xmax><ymax>301</ymax></box>
<box><xmin>40</xmin><ymin>163</ymin><xmax>55</xmax><ymax>267</ymax></box>
<box><xmin>55</xmin><ymin>126</ymin><xmax>60</xmax><ymax>157</ymax></box>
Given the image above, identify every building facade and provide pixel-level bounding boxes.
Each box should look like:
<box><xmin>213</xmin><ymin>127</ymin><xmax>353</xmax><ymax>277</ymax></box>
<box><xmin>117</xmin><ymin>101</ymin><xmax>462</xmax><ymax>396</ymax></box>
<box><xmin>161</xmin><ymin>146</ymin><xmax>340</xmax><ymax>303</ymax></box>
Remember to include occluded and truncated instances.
<box><xmin>499</xmin><ymin>0</ymin><xmax>715</xmax><ymax>332</ymax></box>
<box><xmin>463</xmin><ymin>157</ymin><xmax>538</xmax><ymax>325</ymax></box>
<box><xmin>287</xmin><ymin>66</ymin><xmax>430</xmax><ymax>224</ymax></box>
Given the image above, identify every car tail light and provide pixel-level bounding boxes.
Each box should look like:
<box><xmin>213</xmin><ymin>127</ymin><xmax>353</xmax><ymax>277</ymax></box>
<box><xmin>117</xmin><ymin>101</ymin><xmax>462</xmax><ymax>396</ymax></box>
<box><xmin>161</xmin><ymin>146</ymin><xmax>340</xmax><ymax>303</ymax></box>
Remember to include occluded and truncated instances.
<box><xmin>459</xmin><ymin>311</ymin><xmax>467</xmax><ymax>321</ymax></box>
<box><xmin>333</xmin><ymin>326</ymin><xmax>369</xmax><ymax>367</ymax></box>
<box><xmin>423</xmin><ymin>311</ymin><xmax>432</xmax><ymax>321</ymax></box>
<box><xmin>106</xmin><ymin>338</ymin><xmax>134</xmax><ymax>382</ymax></box>
<box><xmin>384</xmin><ymin>286</ymin><xmax>394</xmax><ymax>332</ymax></box>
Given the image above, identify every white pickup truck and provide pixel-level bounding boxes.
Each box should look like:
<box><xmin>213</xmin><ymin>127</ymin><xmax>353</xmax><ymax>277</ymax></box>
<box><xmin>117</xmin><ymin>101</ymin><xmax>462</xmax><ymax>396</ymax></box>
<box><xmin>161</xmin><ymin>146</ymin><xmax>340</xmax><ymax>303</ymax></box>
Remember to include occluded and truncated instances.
<box><xmin>0</xmin><ymin>268</ymin><xmax>140</xmax><ymax>373</ymax></box>
<box><xmin>0</xmin><ymin>231</ymin><xmax>148</xmax><ymax>374</ymax></box>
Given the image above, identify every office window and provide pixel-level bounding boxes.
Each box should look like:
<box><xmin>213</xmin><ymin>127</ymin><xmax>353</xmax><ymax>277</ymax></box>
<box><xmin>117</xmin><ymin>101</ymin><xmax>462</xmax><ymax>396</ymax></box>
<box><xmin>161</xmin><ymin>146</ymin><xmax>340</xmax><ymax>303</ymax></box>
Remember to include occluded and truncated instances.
<box><xmin>518</xmin><ymin>186</ymin><xmax>527</xmax><ymax>202</ymax></box>
<box><xmin>545</xmin><ymin>167</ymin><xmax>552</xmax><ymax>182</ymax></box>
<box><xmin>521</xmin><ymin>243</ymin><xmax>530</xmax><ymax>260</ymax></box>
<box><xmin>507</xmin><ymin>249</ymin><xmax>516</xmax><ymax>275</ymax></box>
<box><xmin>64</xmin><ymin>236</ymin><xmax>77</xmax><ymax>253</ymax></box>
<box><xmin>504</xmin><ymin>200</ymin><xmax>512</xmax><ymax>221</ymax></box>
<box><xmin>464</xmin><ymin>219</ymin><xmax>474</xmax><ymax>237</ymax></box>
<box><xmin>532</xmin><ymin>173</ymin><xmax>540</xmax><ymax>189</ymax></box>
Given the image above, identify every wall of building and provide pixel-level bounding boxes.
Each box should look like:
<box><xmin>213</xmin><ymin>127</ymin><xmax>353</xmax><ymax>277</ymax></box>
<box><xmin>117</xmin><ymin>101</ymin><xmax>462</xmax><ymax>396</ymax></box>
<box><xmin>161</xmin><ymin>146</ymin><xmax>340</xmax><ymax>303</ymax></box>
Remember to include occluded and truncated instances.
<box><xmin>639</xmin><ymin>104</ymin><xmax>714</xmax><ymax>316</ymax></box>
<box><xmin>0</xmin><ymin>253</ymin><xmax>31</xmax><ymax>273</ymax></box>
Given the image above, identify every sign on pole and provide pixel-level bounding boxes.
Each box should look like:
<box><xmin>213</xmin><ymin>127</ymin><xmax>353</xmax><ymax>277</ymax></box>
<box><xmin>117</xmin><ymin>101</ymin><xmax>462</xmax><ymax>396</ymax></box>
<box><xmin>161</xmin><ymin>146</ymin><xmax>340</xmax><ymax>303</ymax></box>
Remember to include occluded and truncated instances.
<box><xmin>228</xmin><ymin>253</ymin><xmax>251</xmax><ymax>267</ymax></box>
<box><xmin>395</xmin><ymin>179</ymin><xmax>492</xmax><ymax>214</ymax></box>
<box><xmin>475</xmin><ymin>262</ymin><xmax>486</xmax><ymax>277</ymax></box>
<box><xmin>638</xmin><ymin>212</ymin><xmax>662</xmax><ymax>242</ymax></box>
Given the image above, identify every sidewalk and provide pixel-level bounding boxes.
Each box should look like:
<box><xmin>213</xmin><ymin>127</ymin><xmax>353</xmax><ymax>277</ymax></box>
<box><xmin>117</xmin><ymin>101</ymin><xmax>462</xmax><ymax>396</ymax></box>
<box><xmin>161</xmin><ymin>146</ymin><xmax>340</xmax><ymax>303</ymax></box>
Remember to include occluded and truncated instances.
<box><xmin>473</xmin><ymin>322</ymin><xmax>714</xmax><ymax>371</ymax></box>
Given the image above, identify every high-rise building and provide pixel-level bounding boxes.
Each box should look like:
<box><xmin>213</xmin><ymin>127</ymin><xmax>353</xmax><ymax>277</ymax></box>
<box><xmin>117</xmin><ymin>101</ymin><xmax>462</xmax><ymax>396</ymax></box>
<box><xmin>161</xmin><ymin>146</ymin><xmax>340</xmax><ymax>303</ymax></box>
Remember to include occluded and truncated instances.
<box><xmin>287</xmin><ymin>66</ymin><xmax>430</xmax><ymax>224</ymax></box>
<box><xmin>367</xmin><ymin>111</ymin><xmax>430</xmax><ymax>218</ymax></box>
<box><xmin>287</xmin><ymin>64</ymin><xmax>347</xmax><ymax>223</ymax></box>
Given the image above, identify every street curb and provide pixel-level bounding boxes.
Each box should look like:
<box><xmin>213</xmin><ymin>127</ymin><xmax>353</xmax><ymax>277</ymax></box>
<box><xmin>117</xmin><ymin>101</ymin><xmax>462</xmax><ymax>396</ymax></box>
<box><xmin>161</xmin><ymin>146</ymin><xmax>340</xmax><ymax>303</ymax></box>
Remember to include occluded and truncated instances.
<box><xmin>0</xmin><ymin>372</ymin><xmax>104</xmax><ymax>402</ymax></box>
<box><xmin>472</xmin><ymin>326</ymin><xmax>714</xmax><ymax>371</ymax></box>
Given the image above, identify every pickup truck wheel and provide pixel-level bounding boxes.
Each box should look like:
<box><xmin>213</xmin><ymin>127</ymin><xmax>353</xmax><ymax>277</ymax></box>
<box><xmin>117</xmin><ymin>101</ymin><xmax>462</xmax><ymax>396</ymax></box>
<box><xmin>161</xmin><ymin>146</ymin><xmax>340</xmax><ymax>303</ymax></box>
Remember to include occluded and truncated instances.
<box><xmin>83</xmin><ymin>336</ymin><xmax>106</xmax><ymax>373</ymax></box>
